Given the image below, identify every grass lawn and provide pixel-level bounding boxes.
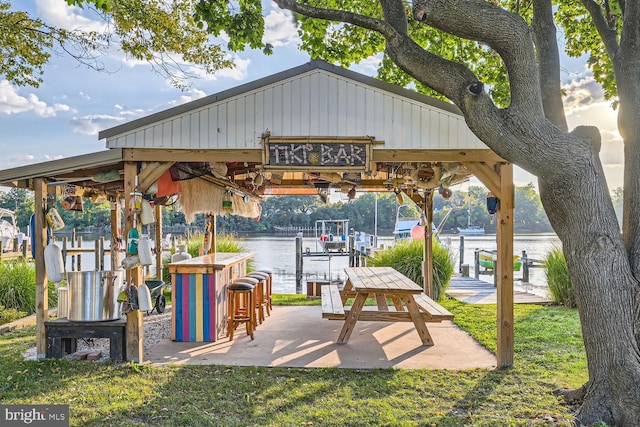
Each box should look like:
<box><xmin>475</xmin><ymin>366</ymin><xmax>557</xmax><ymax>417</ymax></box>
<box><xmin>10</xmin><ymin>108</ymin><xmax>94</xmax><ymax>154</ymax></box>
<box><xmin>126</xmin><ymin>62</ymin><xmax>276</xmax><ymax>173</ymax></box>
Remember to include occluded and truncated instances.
<box><xmin>0</xmin><ymin>296</ymin><xmax>586</xmax><ymax>426</ymax></box>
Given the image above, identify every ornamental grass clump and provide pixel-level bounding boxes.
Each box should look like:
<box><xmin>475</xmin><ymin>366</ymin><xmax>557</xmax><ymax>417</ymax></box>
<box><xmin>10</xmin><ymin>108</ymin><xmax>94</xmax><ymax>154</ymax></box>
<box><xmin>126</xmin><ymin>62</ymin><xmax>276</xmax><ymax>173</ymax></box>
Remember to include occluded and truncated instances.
<box><xmin>367</xmin><ymin>238</ymin><xmax>454</xmax><ymax>300</ymax></box>
<box><xmin>0</xmin><ymin>260</ymin><xmax>57</xmax><ymax>315</ymax></box>
<box><xmin>545</xmin><ymin>246</ymin><xmax>575</xmax><ymax>307</ymax></box>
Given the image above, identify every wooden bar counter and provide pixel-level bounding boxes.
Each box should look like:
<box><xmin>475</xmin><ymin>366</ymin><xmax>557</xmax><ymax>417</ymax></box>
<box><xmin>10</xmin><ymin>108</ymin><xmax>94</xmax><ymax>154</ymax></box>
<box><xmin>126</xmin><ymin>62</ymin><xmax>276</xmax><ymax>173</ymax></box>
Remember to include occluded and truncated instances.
<box><xmin>168</xmin><ymin>252</ymin><xmax>253</xmax><ymax>342</ymax></box>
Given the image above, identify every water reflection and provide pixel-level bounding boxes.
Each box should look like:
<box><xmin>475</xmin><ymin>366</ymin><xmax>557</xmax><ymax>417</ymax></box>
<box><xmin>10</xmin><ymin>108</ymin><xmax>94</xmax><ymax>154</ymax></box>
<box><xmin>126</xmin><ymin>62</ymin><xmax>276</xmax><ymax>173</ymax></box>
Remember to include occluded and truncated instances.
<box><xmin>69</xmin><ymin>233</ymin><xmax>561</xmax><ymax>296</ymax></box>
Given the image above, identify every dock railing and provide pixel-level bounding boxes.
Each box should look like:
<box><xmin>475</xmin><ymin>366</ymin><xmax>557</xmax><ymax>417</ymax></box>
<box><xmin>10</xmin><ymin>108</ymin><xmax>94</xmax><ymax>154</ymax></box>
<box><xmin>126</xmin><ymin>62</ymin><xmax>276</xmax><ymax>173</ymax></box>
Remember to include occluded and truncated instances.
<box><xmin>473</xmin><ymin>249</ymin><xmax>545</xmax><ymax>286</ymax></box>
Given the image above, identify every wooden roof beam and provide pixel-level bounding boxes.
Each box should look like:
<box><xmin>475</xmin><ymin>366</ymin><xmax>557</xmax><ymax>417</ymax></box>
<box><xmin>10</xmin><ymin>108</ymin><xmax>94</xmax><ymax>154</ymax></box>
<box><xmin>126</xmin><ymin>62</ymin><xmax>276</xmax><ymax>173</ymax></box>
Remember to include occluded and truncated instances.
<box><xmin>124</xmin><ymin>148</ymin><xmax>262</xmax><ymax>163</ymax></box>
<box><xmin>465</xmin><ymin>162</ymin><xmax>503</xmax><ymax>198</ymax></box>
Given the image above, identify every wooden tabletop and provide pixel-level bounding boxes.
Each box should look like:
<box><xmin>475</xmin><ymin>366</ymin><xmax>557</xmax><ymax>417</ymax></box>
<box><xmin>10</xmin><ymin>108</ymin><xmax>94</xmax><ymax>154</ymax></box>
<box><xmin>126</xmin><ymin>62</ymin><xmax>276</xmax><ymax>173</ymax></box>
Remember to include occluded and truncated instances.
<box><xmin>168</xmin><ymin>252</ymin><xmax>254</xmax><ymax>270</ymax></box>
<box><xmin>344</xmin><ymin>267</ymin><xmax>423</xmax><ymax>294</ymax></box>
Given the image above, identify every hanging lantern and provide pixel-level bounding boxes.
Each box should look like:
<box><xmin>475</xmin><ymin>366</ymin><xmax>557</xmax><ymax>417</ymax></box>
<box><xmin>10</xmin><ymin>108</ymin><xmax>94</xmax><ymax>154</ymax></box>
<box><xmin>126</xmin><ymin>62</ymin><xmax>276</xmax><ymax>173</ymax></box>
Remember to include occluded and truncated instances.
<box><xmin>395</xmin><ymin>189</ymin><xmax>403</xmax><ymax>205</ymax></box>
<box><xmin>347</xmin><ymin>186</ymin><xmax>356</xmax><ymax>200</ymax></box>
<box><xmin>129</xmin><ymin>190</ymin><xmax>142</xmax><ymax>213</ymax></box>
<box><xmin>222</xmin><ymin>191</ymin><xmax>233</xmax><ymax>214</ymax></box>
<box><xmin>410</xmin><ymin>225</ymin><xmax>425</xmax><ymax>240</ymax></box>
<box><xmin>487</xmin><ymin>192</ymin><xmax>499</xmax><ymax>214</ymax></box>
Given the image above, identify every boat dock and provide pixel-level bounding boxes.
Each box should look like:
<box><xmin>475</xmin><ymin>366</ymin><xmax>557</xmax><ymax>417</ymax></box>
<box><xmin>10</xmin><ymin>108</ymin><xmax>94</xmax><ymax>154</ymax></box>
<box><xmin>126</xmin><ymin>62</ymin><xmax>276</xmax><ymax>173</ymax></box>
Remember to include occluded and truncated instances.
<box><xmin>446</xmin><ymin>275</ymin><xmax>552</xmax><ymax>305</ymax></box>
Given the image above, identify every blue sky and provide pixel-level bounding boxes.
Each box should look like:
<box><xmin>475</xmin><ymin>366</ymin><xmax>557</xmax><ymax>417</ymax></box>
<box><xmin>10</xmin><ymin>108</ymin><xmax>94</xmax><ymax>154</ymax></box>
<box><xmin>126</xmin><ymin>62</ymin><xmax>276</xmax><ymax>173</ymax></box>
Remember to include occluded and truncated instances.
<box><xmin>0</xmin><ymin>0</ymin><xmax>623</xmax><ymax>192</ymax></box>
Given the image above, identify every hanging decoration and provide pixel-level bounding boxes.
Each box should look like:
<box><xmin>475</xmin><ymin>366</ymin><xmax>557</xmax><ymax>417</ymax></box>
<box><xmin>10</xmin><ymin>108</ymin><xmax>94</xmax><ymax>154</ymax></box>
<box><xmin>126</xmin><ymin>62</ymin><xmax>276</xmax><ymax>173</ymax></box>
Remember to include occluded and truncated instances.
<box><xmin>394</xmin><ymin>189</ymin><xmax>404</xmax><ymax>205</ymax></box>
<box><xmin>410</xmin><ymin>224</ymin><xmax>425</xmax><ymax>240</ymax></box>
<box><xmin>222</xmin><ymin>191</ymin><xmax>233</xmax><ymax>214</ymax></box>
<box><xmin>347</xmin><ymin>186</ymin><xmax>357</xmax><ymax>200</ymax></box>
<box><xmin>61</xmin><ymin>196</ymin><xmax>75</xmax><ymax>211</ymax></box>
<box><xmin>70</xmin><ymin>195</ymin><xmax>84</xmax><ymax>212</ymax></box>
<box><xmin>129</xmin><ymin>190</ymin><xmax>142</xmax><ymax>213</ymax></box>
<box><xmin>487</xmin><ymin>192</ymin><xmax>499</xmax><ymax>224</ymax></box>
<box><xmin>486</xmin><ymin>192</ymin><xmax>499</xmax><ymax>214</ymax></box>
<box><xmin>45</xmin><ymin>208</ymin><xmax>65</xmax><ymax>231</ymax></box>
<box><xmin>203</xmin><ymin>215</ymin><xmax>213</xmax><ymax>253</ymax></box>
<box><xmin>439</xmin><ymin>185</ymin><xmax>453</xmax><ymax>200</ymax></box>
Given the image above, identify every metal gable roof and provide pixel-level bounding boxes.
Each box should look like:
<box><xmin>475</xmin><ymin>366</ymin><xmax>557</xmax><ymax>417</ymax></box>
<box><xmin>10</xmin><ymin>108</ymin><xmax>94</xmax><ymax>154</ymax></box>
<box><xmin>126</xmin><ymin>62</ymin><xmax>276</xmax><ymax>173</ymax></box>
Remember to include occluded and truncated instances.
<box><xmin>0</xmin><ymin>149</ymin><xmax>124</xmax><ymax>189</ymax></box>
<box><xmin>98</xmin><ymin>60</ymin><xmax>463</xmax><ymax>141</ymax></box>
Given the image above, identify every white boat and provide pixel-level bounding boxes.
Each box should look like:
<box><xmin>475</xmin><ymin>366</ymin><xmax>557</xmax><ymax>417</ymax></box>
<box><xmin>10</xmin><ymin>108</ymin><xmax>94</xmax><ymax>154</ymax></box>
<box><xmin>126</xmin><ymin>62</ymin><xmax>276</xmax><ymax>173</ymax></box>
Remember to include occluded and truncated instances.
<box><xmin>458</xmin><ymin>189</ymin><xmax>485</xmax><ymax>235</ymax></box>
<box><xmin>393</xmin><ymin>203</ymin><xmax>450</xmax><ymax>242</ymax></box>
<box><xmin>315</xmin><ymin>219</ymin><xmax>349</xmax><ymax>253</ymax></box>
<box><xmin>0</xmin><ymin>208</ymin><xmax>21</xmax><ymax>251</ymax></box>
<box><xmin>457</xmin><ymin>225</ymin><xmax>485</xmax><ymax>235</ymax></box>
<box><xmin>393</xmin><ymin>204</ymin><xmax>422</xmax><ymax>240</ymax></box>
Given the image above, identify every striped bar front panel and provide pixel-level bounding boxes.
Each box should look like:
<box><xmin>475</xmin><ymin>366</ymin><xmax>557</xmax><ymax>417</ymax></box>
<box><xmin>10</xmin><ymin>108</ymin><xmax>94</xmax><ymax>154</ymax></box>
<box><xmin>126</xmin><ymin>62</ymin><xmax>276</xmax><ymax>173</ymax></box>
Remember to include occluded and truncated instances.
<box><xmin>173</xmin><ymin>273</ymin><xmax>217</xmax><ymax>342</ymax></box>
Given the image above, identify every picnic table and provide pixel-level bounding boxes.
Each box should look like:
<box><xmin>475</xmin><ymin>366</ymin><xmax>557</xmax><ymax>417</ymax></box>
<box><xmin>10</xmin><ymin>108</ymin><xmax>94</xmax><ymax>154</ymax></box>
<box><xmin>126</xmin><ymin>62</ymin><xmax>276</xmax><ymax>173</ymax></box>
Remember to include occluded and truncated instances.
<box><xmin>321</xmin><ymin>266</ymin><xmax>454</xmax><ymax>346</ymax></box>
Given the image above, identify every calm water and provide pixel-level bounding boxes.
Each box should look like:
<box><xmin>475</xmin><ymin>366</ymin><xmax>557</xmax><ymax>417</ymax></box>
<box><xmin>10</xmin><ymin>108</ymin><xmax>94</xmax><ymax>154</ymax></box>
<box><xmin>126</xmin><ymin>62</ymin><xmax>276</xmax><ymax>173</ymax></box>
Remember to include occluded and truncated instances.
<box><xmin>69</xmin><ymin>233</ymin><xmax>561</xmax><ymax>296</ymax></box>
<box><xmin>243</xmin><ymin>233</ymin><xmax>561</xmax><ymax>296</ymax></box>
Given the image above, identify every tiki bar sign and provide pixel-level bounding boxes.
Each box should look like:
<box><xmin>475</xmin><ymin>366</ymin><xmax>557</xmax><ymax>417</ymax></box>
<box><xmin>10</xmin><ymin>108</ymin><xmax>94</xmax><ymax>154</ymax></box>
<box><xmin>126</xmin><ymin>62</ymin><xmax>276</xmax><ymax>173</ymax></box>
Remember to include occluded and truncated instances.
<box><xmin>263</xmin><ymin>137</ymin><xmax>373</xmax><ymax>171</ymax></box>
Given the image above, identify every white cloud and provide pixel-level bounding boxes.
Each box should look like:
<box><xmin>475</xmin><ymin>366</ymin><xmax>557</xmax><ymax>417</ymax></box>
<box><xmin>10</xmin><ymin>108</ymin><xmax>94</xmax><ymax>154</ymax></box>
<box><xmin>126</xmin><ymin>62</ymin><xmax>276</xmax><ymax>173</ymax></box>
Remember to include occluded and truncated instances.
<box><xmin>0</xmin><ymin>81</ymin><xmax>70</xmax><ymax>117</ymax></box>
<box><xmin>166</xmin><ymin>89</ymin><xmax>208</xmax><ymax>108</ymax></box>
<box><xmin>213</xmin><ymin>57</ymin><xmax>251</xmax><ymax>80</ymax></box>
<box><xmin>0</xmin><ymin>153</ymin><xmax>65</xmax><ymax>171</ymax></box>
<box><xmin>562</xmin><ymin>75</ymin><xmax>623</xmax><ymax>181</ymax></box>
<box><xmin>35</xmin><ymin>0</ymin><xmax>106</xmax><ymax>33</ymax></box>
<box><xmin>563</xmin><ymin>75</ymin><xmax>606</xmax><ymax>111</ymax></box>
<box><xmin>70</xmin><ymin>114</ymin><xmax>125</xmax><ymax>135</ymax></box>
<box><xmin>264</xmin><ymin>4</ymin><xmax>300</xmax><ymax>47</ymax></box>
<box><xmin>599</xmin><ymin>129</ymin><xmax>623</xmax><ymax>166</ymax></box>
<box><xmin>349</xmin><ymin>55</ymin><xmax>383</xmax><ymax>76</ymax></box>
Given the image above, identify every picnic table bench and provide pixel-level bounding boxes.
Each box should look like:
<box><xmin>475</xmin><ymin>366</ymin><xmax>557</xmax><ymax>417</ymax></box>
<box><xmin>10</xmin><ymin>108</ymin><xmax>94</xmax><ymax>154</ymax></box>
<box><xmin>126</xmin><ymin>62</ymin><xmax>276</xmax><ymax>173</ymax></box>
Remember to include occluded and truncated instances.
<box><xmin>321</xmin><ymin>266</ymin><xmax>454</xmax><ymax>345</ymax></box>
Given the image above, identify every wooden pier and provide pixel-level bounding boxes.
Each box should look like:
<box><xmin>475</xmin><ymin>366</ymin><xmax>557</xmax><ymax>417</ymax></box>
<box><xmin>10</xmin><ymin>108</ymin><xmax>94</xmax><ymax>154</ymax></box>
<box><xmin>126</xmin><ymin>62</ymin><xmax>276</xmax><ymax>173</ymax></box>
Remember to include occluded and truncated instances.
<box><xmin>446</xmin><ymin>275</ymin><xmax>552</xmax><ymax>305</ymax></box>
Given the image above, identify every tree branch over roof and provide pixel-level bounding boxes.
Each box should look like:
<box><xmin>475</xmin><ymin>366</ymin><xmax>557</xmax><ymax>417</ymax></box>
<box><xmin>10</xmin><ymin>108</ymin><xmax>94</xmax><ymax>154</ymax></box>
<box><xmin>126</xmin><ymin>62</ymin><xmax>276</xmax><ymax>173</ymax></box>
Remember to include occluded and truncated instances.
<box><xmin>413</xmin><ymin>0</ymin><xmax>543</xmax><ymax>116</ymax></box>
<box><xmin>581</xmin><ymin>0</ymin><xmax>620</xmax><ymax>58</ymax></box>
<box><xmin>532</xmin><ymin>0</ymin><xmax>568</xmax><ymax>132</ymax></box>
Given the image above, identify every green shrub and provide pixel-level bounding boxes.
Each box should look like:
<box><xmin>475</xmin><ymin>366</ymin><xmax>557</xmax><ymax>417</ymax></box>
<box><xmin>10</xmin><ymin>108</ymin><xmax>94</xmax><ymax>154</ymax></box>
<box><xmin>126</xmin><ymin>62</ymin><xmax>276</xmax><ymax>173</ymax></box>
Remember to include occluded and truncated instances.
<box><xmin>545</xmin><ymin>246</ymin><xmax>575</xmax><ymax>307</ymax></box>
<box><xmin>0</xmin><ymin>260</ymin><xmax>57</xmax><ymax>314</ymax></box>
<box><xmin>0</xmin><ymin>305</ymin><xmax>27</xmax><ymax>325</ymax></box>
<box><xmin>367</xmin><ymin>238</ymin><xmax>454</xmax><ymax>300</ymax></box>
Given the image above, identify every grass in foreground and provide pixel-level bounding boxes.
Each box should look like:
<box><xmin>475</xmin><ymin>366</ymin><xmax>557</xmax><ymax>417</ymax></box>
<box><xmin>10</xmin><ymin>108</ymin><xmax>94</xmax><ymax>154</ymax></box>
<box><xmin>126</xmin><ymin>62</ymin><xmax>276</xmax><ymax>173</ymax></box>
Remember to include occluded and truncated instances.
<box><xmin>0</xmin><ymin>297</ymin><xmax>586</xmax><ymax>426</ymax></box>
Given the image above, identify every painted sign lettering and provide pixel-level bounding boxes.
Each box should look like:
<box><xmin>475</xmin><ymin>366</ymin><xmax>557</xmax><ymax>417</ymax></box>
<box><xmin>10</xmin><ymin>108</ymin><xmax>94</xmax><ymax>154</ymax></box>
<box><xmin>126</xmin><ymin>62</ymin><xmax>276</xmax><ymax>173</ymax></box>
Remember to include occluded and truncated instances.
<box><xmin>266</xmin><ymin>142</ymin><xmax>369</xmax><ymax>169</ymax></box>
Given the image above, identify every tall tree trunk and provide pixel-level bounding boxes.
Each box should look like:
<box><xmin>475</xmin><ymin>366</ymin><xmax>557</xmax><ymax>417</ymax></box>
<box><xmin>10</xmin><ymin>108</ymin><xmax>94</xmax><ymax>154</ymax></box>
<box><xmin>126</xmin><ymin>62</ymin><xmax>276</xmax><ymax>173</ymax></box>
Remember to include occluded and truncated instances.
<box><xmin>537</xmin><ymin>128</ymin><xmax>640</xmax><ymax>426</ymax></box>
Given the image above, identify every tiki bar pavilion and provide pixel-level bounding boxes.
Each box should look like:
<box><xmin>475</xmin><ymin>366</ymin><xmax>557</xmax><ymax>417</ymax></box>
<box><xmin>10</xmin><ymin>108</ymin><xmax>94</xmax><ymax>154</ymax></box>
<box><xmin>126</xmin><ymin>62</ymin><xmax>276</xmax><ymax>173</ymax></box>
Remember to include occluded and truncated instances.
<box><xmin>0</xmin><ymin>60</ymin><xmax>516</xmax><ymax>367</ymax></box>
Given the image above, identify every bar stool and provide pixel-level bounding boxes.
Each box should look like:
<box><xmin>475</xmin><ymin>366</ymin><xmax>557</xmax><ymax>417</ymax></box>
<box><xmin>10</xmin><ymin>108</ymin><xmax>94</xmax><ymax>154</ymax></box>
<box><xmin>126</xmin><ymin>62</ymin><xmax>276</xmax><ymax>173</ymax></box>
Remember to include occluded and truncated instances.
<box><xmin>255</xmin><ymin>268</ymin><xmax>273</xmax><ymax>312</ymax></box>
<box><xmin>234</xmin><ymin>276</ymin><xmax>260</xmax><ymax>329</ymax></box>
<box><xmin>247</xmin><ymin>272</ymin><xmax>269</xmax><ymax>324</ymax></box>
<box><xmin>227</xmin><ymin>277</ymin><xmax>258</xmax><ymax>340</ymax></box>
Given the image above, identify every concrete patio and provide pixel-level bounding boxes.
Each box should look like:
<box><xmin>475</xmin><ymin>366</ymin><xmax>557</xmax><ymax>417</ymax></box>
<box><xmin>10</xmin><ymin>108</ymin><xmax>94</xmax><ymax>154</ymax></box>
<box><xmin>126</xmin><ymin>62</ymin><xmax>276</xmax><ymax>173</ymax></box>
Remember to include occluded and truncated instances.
<box><xmin>144</xmin><ymin>305</ymin><xmax>497</xmax><ymax>370</ymax></box>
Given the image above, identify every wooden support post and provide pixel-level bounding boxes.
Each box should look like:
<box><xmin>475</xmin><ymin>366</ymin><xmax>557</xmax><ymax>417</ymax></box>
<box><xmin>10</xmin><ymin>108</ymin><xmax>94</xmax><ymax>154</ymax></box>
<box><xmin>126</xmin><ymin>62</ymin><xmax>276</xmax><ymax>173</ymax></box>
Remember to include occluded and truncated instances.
<box><xmin>76</xmin><ymin>235</ymin><xmax>82</xmax><ymax>270</ymax></box>
<box><xmin>295</xmin><ymin>234</ymin><xmax>303</xmax><ymax>294</ymax></box>
<box><xmin>94</xmin><ymin>238</ymin><xmax>102</xmax><ymax>271</ymax></box>
<box><xmin>522</xmin><ymin>251</ymin><xmax>529</xmax><ymax>283</ymax></box>
<box><xmin>34</xmin><ymin>178</ymin><xmax>48</xmax><ymax>359</ymax></box>
<box><xmin>154</xmin><ymin>203</ymin><xmax>162</xmax><ymax>278</ymax></box>
<box><xmin>459</xmin><ymin>235</ymin><xmax>465</xmax><ymax>273</ymax></box>
<box><xmin>124</xmin><ymin>161</ymin><xmax>143</xmax><ymax>363</ymax></box>
<box><xmin>496</xmin><ymin>163</ymin><xmax>514</xmax><ymax>367</ymax></box>
<box><xmin>110</xmin><ymin>199</ymin><xmax>122</xmax><ymax>272</ymax></box>
<box><xmin>208</xmin><ymin>214</ymin><xmax>216</xmax><ymax>254</ymax></box>
<box><xmin>423</xmin><ymin>192</ymin><xmax>434</xmax><ymax>298</ymax></box>
<box><xmin>71</xmin><ymin>229</ymin><xmax>76</xmax><ymax>271</ymax></box>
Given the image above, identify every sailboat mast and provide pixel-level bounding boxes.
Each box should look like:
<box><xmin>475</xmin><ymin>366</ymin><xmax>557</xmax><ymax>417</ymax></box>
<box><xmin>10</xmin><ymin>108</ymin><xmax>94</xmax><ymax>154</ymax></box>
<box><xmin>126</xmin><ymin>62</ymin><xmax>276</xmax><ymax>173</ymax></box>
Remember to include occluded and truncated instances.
<box><xmin>467</xmin><ymin>182</ymin><xmax>472</xmax><ymax>227</ymax></box>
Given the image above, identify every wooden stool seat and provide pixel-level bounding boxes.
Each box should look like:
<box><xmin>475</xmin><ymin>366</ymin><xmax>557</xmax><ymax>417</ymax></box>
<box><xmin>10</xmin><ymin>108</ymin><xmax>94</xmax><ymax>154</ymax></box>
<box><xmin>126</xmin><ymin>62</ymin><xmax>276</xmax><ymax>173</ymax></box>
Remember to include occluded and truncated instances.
<box><xmin>248</xmin><ymin>273</ymin><xmax>268</xmax><ymax>323</ymax></box>
<box><xmin>255</xmin><ymin>269</ymin><xmax>273</xmax><ymax>312</ymax></box>
<box><xmin>227</xmin><ymin>280</ymin><xmax>257</xmax><ymax>340</ymax></box>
